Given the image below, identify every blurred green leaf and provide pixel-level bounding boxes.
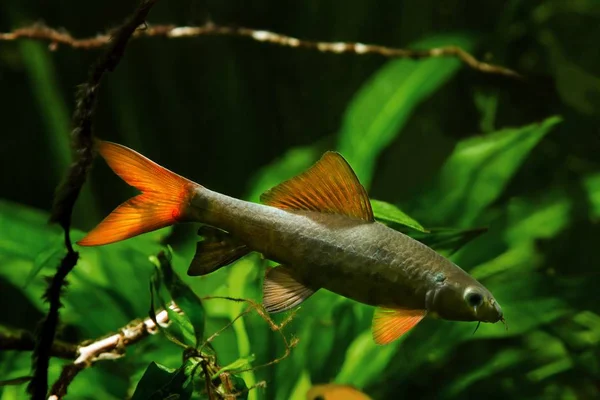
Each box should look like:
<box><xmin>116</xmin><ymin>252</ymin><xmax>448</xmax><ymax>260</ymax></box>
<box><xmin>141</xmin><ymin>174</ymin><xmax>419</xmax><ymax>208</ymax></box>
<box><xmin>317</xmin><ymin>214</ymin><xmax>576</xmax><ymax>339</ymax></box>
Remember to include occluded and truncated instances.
<box><xmin>443</xmin><ymin>348</ymin><xmax>525</xmax><ymax>398</ymax></box>
<box><xmin>212</xmin><ymin>354</ymin><xmax>256</xmax><ymax>379</ymax></box>
<box><xmin>539</xmin><ymin>31</ymin><xmax>600</xmax><ymax>115</ymax></box>
<box><xmin>25</xmin><ymin>237</ymin><xmax>65</xmax><ymax>288</ymax></box>
<box><xmin>150</xmin><ymin>250</ymin><xmax>205</xmax><ymax>349</ymax></box>
<box><xmin>371</xmin><ymin>199</ymin><xmax>427</xmax><ymax>232</ymax></box>
<box><xmin>411</xmin><ymin>116</ymin><xmax>562</xmax><ymax>226</ymax></box>
<box><xmin>0</xmin><ymin>200</ymin><xmax>168</xmax><ymax>336</ymax></box>
<box><xmin>411</xmin><ymin>227</ymin><xmax>487</xmax><ymax>256</ymax></box>
<box><xmin>584</xmin><ymin>172</ymin><xmax>600</xmax><ymax>219</ymax></box>
<box><xmin>335</xmin><ymin>330</ymin><xmax>401</xmax><ymax>388</ymax></box>
<box><xmin>337</xmin><ymin>34</ymin><xmax>476</xmax><ymax>187</ymax></box>
<box><xmin>157</xmin><ymin>250</ymin><xmax>206</xmax><ymax>347</ymax></box>
<box><xmin>131</xmin><ymin>361</ymin><xmax>196</xmax><ymax>400</ymax></box>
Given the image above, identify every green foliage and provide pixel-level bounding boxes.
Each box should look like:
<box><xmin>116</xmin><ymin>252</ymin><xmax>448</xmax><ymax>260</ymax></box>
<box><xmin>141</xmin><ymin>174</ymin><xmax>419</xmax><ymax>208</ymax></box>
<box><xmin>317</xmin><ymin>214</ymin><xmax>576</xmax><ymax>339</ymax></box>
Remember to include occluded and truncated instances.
<box><xmin>1</xmin><ymin>1</ymin><xmax>600</xmax><ymax>399</ymax></box>
<box><xmin>370</xmin><ymin>199</ymin><xmax>427</xmax><ymax>232</ymax></box>
<box><xmin>337</xmin><ymin>34</ymin><xmax>476</xmax><ymax>187</ymax></box>
<box><xmin>131</xmin><ymin>361</ymin><xmax>195</xmax><ymax>400</ymax></box>
<box><xmin>409</xmin><ymin>116</ymin><xmax>562</xmax><ymax>227</ymax></box>
<box><xmin>150</xmin><ymin>249</ymin><xmax>206</xmax><ymax>348</ymax></box>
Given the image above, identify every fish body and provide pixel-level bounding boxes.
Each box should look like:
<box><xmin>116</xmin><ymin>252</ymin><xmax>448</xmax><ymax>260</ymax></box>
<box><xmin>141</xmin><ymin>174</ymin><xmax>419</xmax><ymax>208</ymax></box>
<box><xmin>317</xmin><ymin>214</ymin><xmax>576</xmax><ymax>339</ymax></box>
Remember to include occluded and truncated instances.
<box><xmin>79</xmin><ymin>141</ymin><xmax>504</xmax><ymax>344</ymax></box>
<box><xmin>195</xmin><ymin>189</ymin><xmax>489</xmax><ymax>319</ymax></box>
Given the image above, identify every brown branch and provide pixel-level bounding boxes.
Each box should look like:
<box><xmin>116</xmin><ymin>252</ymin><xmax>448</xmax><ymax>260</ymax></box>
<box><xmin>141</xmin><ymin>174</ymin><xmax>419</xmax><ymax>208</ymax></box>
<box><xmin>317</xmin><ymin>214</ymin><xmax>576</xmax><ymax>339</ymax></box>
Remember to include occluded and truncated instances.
<box><xmin>3</xmin><ymin>295</ymin><xmax>297</xmax><ymax>398</ymax></box>
<box><xmin>29</xmin><ymin>1</ymin><xmax>161</xmax><ymax>399</ymax></box>
<box><xmin>46</xmin><ymin>304</ymin><xmax>176</xmax><ymax>400</ymax></box>
<box><xmin>200</xmin><ymin>296</ymin><xmax>299</xmax><ymax>375</ymax></box>
<box><xmin>0</xmin><ymin>327</ymin><xmax>77</xmax><ymax>359</ymax></box>
<box><xmin>0</xmin><ymin>23</ymin><xmax>522</xmax><ymax>79</ymax></box>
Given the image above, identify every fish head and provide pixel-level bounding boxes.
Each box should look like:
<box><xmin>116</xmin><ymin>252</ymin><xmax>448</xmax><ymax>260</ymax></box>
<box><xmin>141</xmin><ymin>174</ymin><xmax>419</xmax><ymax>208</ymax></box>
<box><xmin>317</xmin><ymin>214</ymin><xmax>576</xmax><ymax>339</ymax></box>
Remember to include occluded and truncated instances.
<box><xmin>429</xmin><ymin>277</ymin><xmax>503</xmax><ymax>323</ymax></box>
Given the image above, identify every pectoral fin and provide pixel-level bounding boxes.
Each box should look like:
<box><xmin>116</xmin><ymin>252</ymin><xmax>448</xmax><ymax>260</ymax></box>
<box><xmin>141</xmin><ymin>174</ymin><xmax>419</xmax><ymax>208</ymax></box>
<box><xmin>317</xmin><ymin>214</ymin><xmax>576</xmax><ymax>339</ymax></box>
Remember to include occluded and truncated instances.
<box><xmin>372</xmin><ymin>307</ymin><xmax>427</xmax><ymax>345</ymax></box>
<box><xmin>263</xmin><ymin>266</ymin><xmax>315</xmax><ymax>313</ymax></box>
<box><xmin>187</xmin><ymin>226</ymin><xmax>250</xmax><ymax>276</ymax></box>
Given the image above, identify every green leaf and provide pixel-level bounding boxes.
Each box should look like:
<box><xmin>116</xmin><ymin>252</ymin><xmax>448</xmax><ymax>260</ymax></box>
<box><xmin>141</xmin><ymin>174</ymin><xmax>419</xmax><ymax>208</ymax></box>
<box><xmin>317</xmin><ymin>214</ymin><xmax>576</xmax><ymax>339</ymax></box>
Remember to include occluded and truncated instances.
<box><xmin>149</xmin><ymin>278</ymin><xmax>192</xmax><ymax>348</ymax></box>
<box><xmin>151</xmin><ymin>250</ymin><xmax>206</xmax><ymax>348</ymax></box>
<box><xmin>337</xmin><ymin>34</ymin><xmax>476</xmax><ymax>187</ymax></box>
<box><xmin>211</xmin><ymin>354</ymin><xmax>256</xmax><ymax>379</ymax></box>
<box><xmin>24</xmin><ymin>237</ymin><xmax>65</xmax><ymax>288</ymax></box>
<box><xmin>411</xmin><ymin>227</ymin><xmax>488</xmax><ymax>256</ymax></box>
<box><xmin>411</xmin><ymin>116</ymin><xmax>562</xmax><ymax>226</ymax></box>
<box><xmin>131</xmin><ymin>361</ymin><xmax>197</xmax><ymax>400</ymax></box>
<box><xmin>442</xmin><ymin>348</ymin><xmax>525</xmax><ymax>397</ymax></box>
<box><xmin>584</xmin><ymin>172</ymin><xmax>600</xmax><ymax>219</ymax></box>
<box><xmin>371</xmin><ymin>199</ymin><xmax>427</xmax><ymax>232</ymax></box>
<box><xmin>335</xmin><ymin>330</ymin><xmax>402</xmax><ymax>388</ymax></box>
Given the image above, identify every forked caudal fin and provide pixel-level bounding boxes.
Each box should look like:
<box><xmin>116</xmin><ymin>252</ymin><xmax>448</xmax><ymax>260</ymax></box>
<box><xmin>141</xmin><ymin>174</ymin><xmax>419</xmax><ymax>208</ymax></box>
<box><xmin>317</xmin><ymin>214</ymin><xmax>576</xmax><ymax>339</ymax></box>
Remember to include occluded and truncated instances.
<box><xmin>77</xmin><ymin>141</ymin><xmax>198</xmax><ymax>246</ymax></box>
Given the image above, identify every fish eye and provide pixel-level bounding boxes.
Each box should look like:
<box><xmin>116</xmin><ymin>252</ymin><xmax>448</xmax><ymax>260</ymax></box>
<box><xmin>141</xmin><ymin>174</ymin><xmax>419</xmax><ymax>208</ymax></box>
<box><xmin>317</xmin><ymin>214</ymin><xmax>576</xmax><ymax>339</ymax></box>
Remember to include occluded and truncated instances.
<box><xmin>466</xmin><ymin>292</ymin><xmax>484</xmax><ymax>307</ymax></box>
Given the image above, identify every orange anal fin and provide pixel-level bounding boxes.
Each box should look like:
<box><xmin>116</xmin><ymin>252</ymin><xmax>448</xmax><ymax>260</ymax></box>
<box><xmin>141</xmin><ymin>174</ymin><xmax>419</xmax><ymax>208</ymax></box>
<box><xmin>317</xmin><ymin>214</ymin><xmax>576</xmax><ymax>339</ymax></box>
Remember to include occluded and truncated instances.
<box><xmin>77</xmin><ymin>141</ymin><xmax>196</xmax><ymax>246</ymax></box>
<box><xmin>372</xmin><ymin>307</ymin><xmax>427</xmax><ymax>345</ymax></box>
<box><xmin>187</xmin><ymin>226</ymin><xmax>250</xmax><ymax>276</ymax></box>
<box><xmin>263</xmin><ymin>266</ymin><xmax>315</xmax><ymax>313</ymax></box>
<box><xmin>260</xmin><ymin>152</ymin><xmax>374</xmax><ymax>222</ymax></box>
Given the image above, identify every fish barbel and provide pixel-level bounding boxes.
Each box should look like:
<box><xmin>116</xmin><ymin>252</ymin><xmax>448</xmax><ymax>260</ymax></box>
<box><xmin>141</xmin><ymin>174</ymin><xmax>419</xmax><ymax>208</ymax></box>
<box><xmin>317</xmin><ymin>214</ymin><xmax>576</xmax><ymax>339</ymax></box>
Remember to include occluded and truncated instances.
<box><xmin>78</xmin><ymin>141</ymin><xmax>504</xmax><ymax>344</ymax></box>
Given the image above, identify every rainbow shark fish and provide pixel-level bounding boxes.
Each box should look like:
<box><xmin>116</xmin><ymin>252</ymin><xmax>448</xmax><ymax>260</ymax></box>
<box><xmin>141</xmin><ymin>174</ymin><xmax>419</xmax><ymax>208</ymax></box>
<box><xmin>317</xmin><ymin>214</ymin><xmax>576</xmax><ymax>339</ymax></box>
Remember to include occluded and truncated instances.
<box><xmin>79</xmin><ymin>141</ymin><xmax>504</xmax><ymax>344</ymax></box>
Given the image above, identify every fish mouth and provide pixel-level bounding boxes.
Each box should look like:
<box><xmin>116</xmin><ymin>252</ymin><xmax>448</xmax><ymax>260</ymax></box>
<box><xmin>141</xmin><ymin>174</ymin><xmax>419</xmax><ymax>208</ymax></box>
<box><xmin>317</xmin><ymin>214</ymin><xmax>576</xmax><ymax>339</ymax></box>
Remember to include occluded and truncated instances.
<box><xmin>476</xmin><ymin>298</ymin><xmax>503</xmax><ymax>323</ymax></box>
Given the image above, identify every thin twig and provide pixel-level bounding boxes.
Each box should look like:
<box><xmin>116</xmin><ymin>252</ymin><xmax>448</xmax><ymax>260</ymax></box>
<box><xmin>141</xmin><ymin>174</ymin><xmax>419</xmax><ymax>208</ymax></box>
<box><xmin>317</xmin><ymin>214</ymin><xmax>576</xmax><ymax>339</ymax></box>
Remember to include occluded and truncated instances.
<box><xmin>0</xmin><ymin>22</ymin><xmax>522</xmax><ymax>78</ymax></box>
<box><xmin>0</xmin><ymin>327</ymin><xmax>77</xmax><ymax>359</ymax></box>
<box><xmin>4</xmin><ymin>295</ymin><xmax>296</xmax><ymax>398</ymax></box>
<box><xmin>201</xmin><ymin>296</ymin><xmax>299</xmax><ymax>374</ymax></box>
<box><xmin>47</xmin><ymin>304</ymin><xmax>175</xmax><ymax>400</ymax></box>
<box><xmin>29</xmin><ymin>1</ymin><xmax>160</xmax><ymax>399</ymax></box>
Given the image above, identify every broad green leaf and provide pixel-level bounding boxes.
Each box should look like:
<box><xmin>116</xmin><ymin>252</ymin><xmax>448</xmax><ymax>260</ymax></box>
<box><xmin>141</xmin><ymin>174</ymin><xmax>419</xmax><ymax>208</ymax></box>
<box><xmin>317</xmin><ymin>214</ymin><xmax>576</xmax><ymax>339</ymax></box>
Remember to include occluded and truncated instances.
<box><xmin>149</xmin><ymin>277</ymin><xmax>193</xmax><ymax>348</ymax></box>
<box><xmin>157</xmin><ymin>250</ymin><xmax>206</xmax><ymax>347</ymax></box>
<box><xmin>371</xmin><ymin>199</ymin><xmax>427</xmax><ymax>232</ymax></box>
<box><xmin>337</xmin><ymin>34</ymin><xmax>476</xmax><ymax>187</ymax></box>
<box><xmin>505</xmin><ymin>192</ymin><xmax>572</xmax><ymax>244</ymax></box>
<box><xmin>289</xmin><ymin>370</ymin><xmax>312</xmax><ymax>400</ymax></box>
<box><xmin>225</xmin><ymin>258</ymin><xmax>259</xmax><ymax>400</ymax></box>
<box><xmin>131</xmin><ymin>361</ymin><xmax>196</xmax><ymax>400</ymax></box>
<box><xmin>24</xmin><ymin>236</ymin><xmax>65</xmax><ymax>288</ymax></box>
<box><xmin>411</xmin><ymin>116</ymin><xmax>562</xmax><ymax>226</ymax></box>
<box><xmin>442</xmin><ymin>348</ymin><xmax>525</xmax><ymax>398</ymax></box>
<box><xmin>335</xmin><ymin>330</ymin><xmax>402</xmax><ymax>388</ymax></box>
<box><xmin>150</xmin><ymin>250</ymin><xmax>205</xmax><ymax>348</ymax></box>
<box><xmin>212</xmin><ymin>354</ymin><xmax>256</xmax><ymax>379</ymax></box>
<box><xmin>0</xmin><ymin>200</ymin><xmax>167</xmax><ymax>336</ymax></box>
<box><xmin>539</xmin><ymin>30</ymin><xmax>600</xmax><ymax>116</ymax></box>
<box><xmin>584</xmin><ymin>172</ymin><xmax>600</xmax><ymax>219</ymax></box>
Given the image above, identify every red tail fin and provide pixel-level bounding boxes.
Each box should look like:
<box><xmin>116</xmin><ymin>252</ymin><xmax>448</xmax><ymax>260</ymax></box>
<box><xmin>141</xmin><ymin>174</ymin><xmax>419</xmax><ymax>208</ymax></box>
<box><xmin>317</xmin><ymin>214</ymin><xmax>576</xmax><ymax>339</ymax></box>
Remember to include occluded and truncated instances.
<box><xmin>77</xmin><ymin>141</ymin><xmax>197</xmax><ymax>246</ymax></box>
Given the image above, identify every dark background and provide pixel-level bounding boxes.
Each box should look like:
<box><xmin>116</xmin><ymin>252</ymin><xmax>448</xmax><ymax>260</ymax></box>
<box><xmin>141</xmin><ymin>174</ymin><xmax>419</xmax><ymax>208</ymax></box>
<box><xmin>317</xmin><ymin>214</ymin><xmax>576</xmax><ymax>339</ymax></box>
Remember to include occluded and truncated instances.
<box><xmin>1</xmin><ymin>1</ymin><xmax>599</xmax><ymax>399</ymax></box>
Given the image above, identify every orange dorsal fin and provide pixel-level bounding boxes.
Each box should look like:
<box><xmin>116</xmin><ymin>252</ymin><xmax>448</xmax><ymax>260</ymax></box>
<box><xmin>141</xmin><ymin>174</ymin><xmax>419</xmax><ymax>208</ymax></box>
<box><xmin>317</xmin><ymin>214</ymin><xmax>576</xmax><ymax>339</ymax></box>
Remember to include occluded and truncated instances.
<box><xmin>260</xmin><ymin>152</ymin><xmax>374</xmax><ymax>221</ymax></box>
<box><xmin>372</xmin><ymin>307</ymin><xmax>427</xmax><ymax>345</ymax></box>
<box><xmin>77</xmin><ymin>141</ymin><xmax>197</xmax><ymax>246</ymax></box>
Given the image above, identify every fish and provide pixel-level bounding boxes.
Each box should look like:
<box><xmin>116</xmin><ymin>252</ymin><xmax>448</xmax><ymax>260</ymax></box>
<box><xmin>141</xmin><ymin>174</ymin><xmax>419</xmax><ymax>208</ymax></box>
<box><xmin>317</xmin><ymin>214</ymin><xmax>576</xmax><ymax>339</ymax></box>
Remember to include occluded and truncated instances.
<box><xmin>306</xmin><ymin>384</ymin><xmax>372</xmax><ymax>400</ymax></box>
<box><xmin>78</xmin><ymin>141</ymin><xmax>504</xmax><ymax>345</ymax></box>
